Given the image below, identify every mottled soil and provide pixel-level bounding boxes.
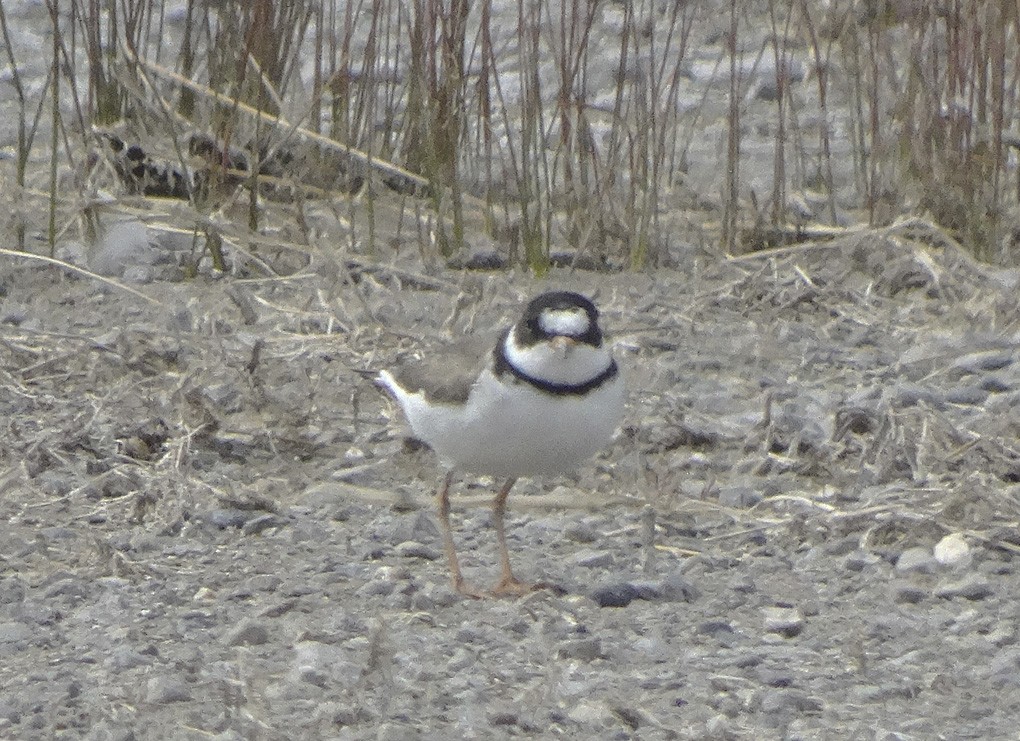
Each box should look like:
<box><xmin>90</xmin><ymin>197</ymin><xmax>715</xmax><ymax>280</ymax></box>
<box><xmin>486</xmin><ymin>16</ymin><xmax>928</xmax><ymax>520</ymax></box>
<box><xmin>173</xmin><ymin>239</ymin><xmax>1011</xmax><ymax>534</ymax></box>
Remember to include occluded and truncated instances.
<box><xmin>2</xmin><ymin>224</ymin><xmax>1020</xmax><ymax>740</ymax></box>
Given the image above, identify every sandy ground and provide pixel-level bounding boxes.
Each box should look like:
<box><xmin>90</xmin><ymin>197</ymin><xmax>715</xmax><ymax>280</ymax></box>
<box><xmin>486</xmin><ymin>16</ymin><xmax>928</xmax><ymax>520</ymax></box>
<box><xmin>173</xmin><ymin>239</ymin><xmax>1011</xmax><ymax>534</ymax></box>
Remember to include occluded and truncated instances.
<box><xmin>2</xmin><ymin>225</ymin><xmax>1020</xmax><ymax>739</ymax></box>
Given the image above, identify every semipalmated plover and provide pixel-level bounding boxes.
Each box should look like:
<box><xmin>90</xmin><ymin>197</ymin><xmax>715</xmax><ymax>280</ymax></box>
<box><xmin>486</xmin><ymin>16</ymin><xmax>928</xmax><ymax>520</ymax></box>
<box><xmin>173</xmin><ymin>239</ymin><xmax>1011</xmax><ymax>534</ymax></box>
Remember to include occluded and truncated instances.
<box><xmin>378</xmin><ymin>291</ymin><xmax>625</xmax><ymax>597</ymax></box>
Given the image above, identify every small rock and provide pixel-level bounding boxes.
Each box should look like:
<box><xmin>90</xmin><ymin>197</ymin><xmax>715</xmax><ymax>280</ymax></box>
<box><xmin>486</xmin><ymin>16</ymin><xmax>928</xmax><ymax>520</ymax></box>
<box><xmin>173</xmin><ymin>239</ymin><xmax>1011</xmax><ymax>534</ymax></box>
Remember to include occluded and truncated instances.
<box><xmin>934</xmin><ymin>533</ymin><xmax>972</xmax><ymax>568</ymax></box>
<box><xmin>562</xmin><ymin>521</ymin><xmax>599</xmax><ymax>543</ymax></box>
<box><xmin>980</xmin><ymin>376</ymin><xmax>1012</xmax><ymax>393</ymax></box>
<box><xmin>985</xmin><ymin>624</ymin><xmax>1017</xmax><ymax>648</ymax></box>
<box><xmin>987</xmin><ymin>647</ymin><xmax>1020</xmax><ymax>681</ymax></box>
<box><xmin>709</xmin><ymin>675</ymin><xmax>746</xmax><ymax>692</ymax></box>
<box><xmin>954</xmin><ymin>349</ymin><xmax>1014</xmax><ymax>373</ymax></box>
<box><xmin>243</xmin><ymin>574</ymin><xmax>283</xmax><ymax>593</ymax></box>
<box><xmin>611</xmin><ymin>704</ymin><xmax>644</xmax><ymax>730</ymax></box>
<box><xmin>557</xmin><ymin>637</ymin><xmax>603</xmax><ymax>661</ymax></box>
<box><xmin>262</xmin><ymin>600</ymin><xmax>297</xmax><ymax>618</ymax></box>
<box><xmin>717</xmin><ymin>486</ymin><xmax>761</xmax><ymax>508</ymax></box>
<box><xmin>409</xmin><ymin>511</ymin><xmax>440</xmax><ymax>541</ymax></box>
<box><xmin>849</xmin><ymin>684</ymin><xmax>888</xmax><ymax>703</ymax></box>
<box><xmin>760</xmin><ymin>688</ymin><xmax>822</xmax><ymax>714</ymax></box>
<box><xmin>145</xmin><ymin>676</ymin><xmax>191</xmax><ymax>704</ymax></box>
<box><xmin>763</xmin><ymin>606</ymin><xmax>804</xmax><ymax>637</ymax></box>
<box><xmin>567</xmin><ymin>699</ymin><xmax>615</xmax><ymax>725</ymax></box>
<box><xmin>297</xmin><ymin>667</ymin><xmax>329</xmax><ymax>688</ymax></box>
<box><xmin>105</xmin><ymin>646</ymin><xmax>151</xmax><ymax>671</ymax></box>
<box><xmin>944</xmin><ymin>385</ymin><xmax>988</xmax><ymax>405</ymax></box>
<box><xmin>242</xmin><ymin>514</ymin><xmax>287</xmax><ymax>536</ymax></box>
<box><xmin>697</xmin><ymin>621</ymin><xmax>734</xmax><ymax>637</ymax></box>
<box><xmin>572</xmin><ymin>550</ymin><xmax>613</xmax><ymax>568</ymax></box>
<box><xmin>205</xmin><ymin>509</ymin><xmax>251</xmax><ymax>529</ymax></box>
<box><xmin>892</xmin><ymin>583</ymin><xmax>927</xmax><ymax>604</ymax></box>
<box><xmin>489</xmin><ymin>710</ymin><xmax>519</xmax><ymax>726</ymax></box>
<box><xmin>395</xmin><ymin>541</ymin><xmax>440</xmax><ymax>560</ymax></box>
<box><xmin>226</xmin><ymin>619</ymin><xmax>270</xmax><ymax>646</ymax></box>
<box><xmin>660</xmin><ymin>572</ymin><xmax>700</xmax><ymax>602</ymax></box>
<box><xmin>356</xmin><ymin>579</ymin><xmax>395</xmax><ymax>598</ymax></box>
<box><xmin>896</xmin><ymin>546</ymin><xmax>936</xmax><ymax>573</ymax></box>
<box><xmin>0</xmin><ymin>577</ymin><xmax>26</xmax><ymax>604</ymax></box>
<box><xmin>823</xmin><ymin>536</ymin><xmax>858</xmax><ymax>556</ymax></box>
<box><xmin>0</xmin><ymin>622</ymin><xmax>32</xmax><ymax>644</ymax></box>
<box><xmin>758</xmin><ymin>668</ymin><xmax>794</xmax><ymax>687</ymax></box>
<box><xmin>936</xmin><ymin>575</ymin><xmax>994</xmax><ymax>601</ymax></box>
<box><xmin>845</xmin><ymin>550</ymin><xmax>881</xmax><ymax>572</ymax></box>
<box><xmin>590</xmin><ymin>582</ymin><xmax>639</xmax><ymax>608</ymax></box>
<box><xmin>630</xmin><ymin>581</ymin><xmax>662</xmax><ymax>601</ymax></box>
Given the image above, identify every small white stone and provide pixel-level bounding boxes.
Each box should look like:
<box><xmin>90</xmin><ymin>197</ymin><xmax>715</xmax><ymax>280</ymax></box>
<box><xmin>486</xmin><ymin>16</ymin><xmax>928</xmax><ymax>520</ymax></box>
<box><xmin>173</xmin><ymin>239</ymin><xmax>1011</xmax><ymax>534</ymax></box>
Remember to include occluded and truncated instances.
<box><xmin>763</xmin><ymin>606</ymin><xmax>805</xmax><ymax>637</ymax></box>
<box><xmin>567</xmin><ymin>699</ymin><xmax>615</xmax><ymax>725</ymax></box>
<box><xmin>934</xmin><ymin>532</ymin><xmax>972</xmax><ymax>568</ymax></box>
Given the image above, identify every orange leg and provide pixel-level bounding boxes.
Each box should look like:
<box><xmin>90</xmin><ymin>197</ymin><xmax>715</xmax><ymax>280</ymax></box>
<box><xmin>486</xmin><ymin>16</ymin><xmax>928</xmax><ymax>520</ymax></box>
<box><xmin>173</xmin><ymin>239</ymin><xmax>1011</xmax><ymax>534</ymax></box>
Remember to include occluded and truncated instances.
<box><xmin>490</xmin><ymin>478</ymin><xmax>538</xmax><ymax>596</ymax></box>
<box><xmin>436</xmin><ymin>471</ymin><xmax>485</xmax><ymax>597</ymax></box>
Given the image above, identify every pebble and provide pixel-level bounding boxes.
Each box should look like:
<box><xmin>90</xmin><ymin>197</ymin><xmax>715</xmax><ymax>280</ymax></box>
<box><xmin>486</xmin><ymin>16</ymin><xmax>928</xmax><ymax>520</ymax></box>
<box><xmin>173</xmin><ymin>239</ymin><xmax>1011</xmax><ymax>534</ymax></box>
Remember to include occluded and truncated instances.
<box><xmin>953</xmin><ymin>349</ymin><xmax>1014</xmax><ymax>373</ymax></box>
<box><xmin>980</xmin><ymin>376</ymin><xmax>1012</xmax><ymax>393</ymax></box>
<box><xmin>944</xmin><ymin>385</ymin><xmax>988</xmax><ymax>405</ymax></box>
<box><xmin>935</xmin><ymin>575</ymin><xmax>994</xmax><ymax>601</ymax></box>
<box><xmin>562</xmin><ymin>521</ymin><xmax>599</xmax><ymax>543</ymax></box>
<box><xmin>0</xmin><ymin>622</ymin><xmax>32</xmax><ymax>645</ymax></box>
<box><xmin>717</xmin><ymin>486</ymin><xmax>762</xmax><ymax>508</ymax></box>
<box><xmin>987</xmin><ymin>647</ymin><xmax>1020</xmax><ymax>682</ymax></box>
<box><xmin>241</xmin><ymin>514</ymin><xmax>287</xmax><ymax>536</ymax></box>
<box><xmin>762</xmin><ymin>606</ymin><xmax>804</xmax><ymax>637</ymax></box>
<box><xmin>573</xmin><ymin>550</ymin><xmax>614</xmax><ymax>568</ymax></box>
<box><xmin>356</xmin><ymin>579</ymin><xmax>395</xmax><ymax>598</ymax></box>
<box><xmin>557</xmin><ymin>637</ymin><xmax>603</xmax><ymax>662</ymax></box>
<box><xmin>985</xmin><ymin>624</ymin><xmax>1017</xmax><ymax>648</ymax></box>
<box><xmin>896</xmin><ymin>546</ymin><xmax>935</xmax><ymax>573</ymax></box>
<box><xmin>697</xmin><ymin>621</ymin><xmax>734</xmax><ymax>637</ymax></box>
<box><xmin>104</xmin><ymin>646</ymin><xmax>150</xmax><ymax>671</ymax></box>
<box><xmin>296</xmin><ymin>667</ymin><xmax>328</xmax><ymax>688</ymax></box>
<box><xmin>394</xmin><ymin>541</ymin><xmax>440</xmax><ymax>561</ymax></box>
<box><xmin>488</xmin><ymin>710</ymin><xmax>519</xmax><ymax>726</ymax></box>
<box><xmin>242</xmin><ymin>574</ymin><xmax>284</xmax><ymax>593</ymax></box>
<box><xmin>566</xmin><ymin>699</ymin><xmax>616</xmax><ymax>725</ymax></box>
<box><xmin>145</xmin><ymin>676</ymin><xmax>191</xmax><ymax>704</ymax></box>
<box><xmin>760</xmin><ymin>688</ymin><xmax>822</xmax><ymax>714</ymax></box>
<box><xmin>226</xmin><ymin>619</ymin><xmax>270</xmax><ymax>646</ymax></box>
<box><xmin>845</xmin><ymin>550</ymin><xmax>881</xmax><ymax>572</ymax></box>
<box><xmin>660</xmin><ymin>572</ymin><xmax>701</xmax><ymax>602</ymax></box>
<box><xmin>590</xmin><ymin>582</ymin><xmax>640</xmax><ymax>608</ymax></box>
<box><xmin>205</xmin><ymin>509</ymin><xmax>252</xmax><ymax>530</ymax></box>
<box><xmin>933</xmin><ymin>533</ymin><xmax>972</xmax><ymax>568</ymax></box>
<box><xmin>892</xmin><ymin>583</ymin><xmax>927</xmax><ymax>604</ymax></box>
<box><xmin>630</xmin><ymin>582</ymin><xmax>663</xmax><ymax>601</ymax></box>
<box><xmin>758</xmin><ymin>667</ymin><xmax>794</xmax><ymax>687</ymax></box>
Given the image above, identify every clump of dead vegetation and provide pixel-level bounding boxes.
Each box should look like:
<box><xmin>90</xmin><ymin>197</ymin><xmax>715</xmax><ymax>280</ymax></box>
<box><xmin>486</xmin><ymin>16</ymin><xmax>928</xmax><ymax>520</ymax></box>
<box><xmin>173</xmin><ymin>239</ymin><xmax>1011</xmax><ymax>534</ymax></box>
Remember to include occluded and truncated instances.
<box><xmin>0</xmin><ymin>0</ymin><xmax>1018</xmax><ymax>275</ymax></box>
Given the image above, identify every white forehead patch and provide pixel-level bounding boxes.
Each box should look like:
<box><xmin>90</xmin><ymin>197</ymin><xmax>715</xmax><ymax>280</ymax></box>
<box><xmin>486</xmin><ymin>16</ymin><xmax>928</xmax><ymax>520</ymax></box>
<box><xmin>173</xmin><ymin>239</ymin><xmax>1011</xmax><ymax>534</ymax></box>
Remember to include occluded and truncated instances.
<box><xmin>538</xmin><ymin>308</ymin><xmax>589</xmax><ymax>337</ymax></box>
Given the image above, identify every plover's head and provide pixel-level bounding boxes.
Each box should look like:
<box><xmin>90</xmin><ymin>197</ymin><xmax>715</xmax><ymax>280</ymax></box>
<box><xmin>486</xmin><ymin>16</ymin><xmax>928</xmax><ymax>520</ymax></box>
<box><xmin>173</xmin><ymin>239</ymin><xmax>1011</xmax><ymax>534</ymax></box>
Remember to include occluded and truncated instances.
<box><xmin>500</xmin><ymin>291</ymin><xmax>614</xmax><ymax>388</ymax></box>
<box><xmin>515</xmin><ymin>291</ymin><xmax>603</xmax><ymax>352</ymax></box>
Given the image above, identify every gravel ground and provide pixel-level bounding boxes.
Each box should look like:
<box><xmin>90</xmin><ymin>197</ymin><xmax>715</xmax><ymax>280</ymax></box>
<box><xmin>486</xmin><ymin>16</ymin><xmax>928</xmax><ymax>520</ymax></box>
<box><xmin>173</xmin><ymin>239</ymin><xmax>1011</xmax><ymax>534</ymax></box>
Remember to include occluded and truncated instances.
<box><xmin>2</xmin><ymin>226</ymin><xmax>1020</xmax><ymax>740</ymax></box>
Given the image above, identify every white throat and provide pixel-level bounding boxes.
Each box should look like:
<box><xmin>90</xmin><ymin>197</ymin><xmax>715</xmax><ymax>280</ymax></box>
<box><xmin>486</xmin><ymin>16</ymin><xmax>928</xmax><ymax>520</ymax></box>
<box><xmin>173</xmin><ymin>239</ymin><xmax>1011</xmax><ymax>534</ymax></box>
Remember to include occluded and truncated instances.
<box><xmin>538</xmin><ymin>308</ymin><xmax>590</xmax><ymax>337</ymax></box>
<box><xmin>503</xmin><ymin>331</ymin><xmax>613</xmax><ymax>386</ymax></box>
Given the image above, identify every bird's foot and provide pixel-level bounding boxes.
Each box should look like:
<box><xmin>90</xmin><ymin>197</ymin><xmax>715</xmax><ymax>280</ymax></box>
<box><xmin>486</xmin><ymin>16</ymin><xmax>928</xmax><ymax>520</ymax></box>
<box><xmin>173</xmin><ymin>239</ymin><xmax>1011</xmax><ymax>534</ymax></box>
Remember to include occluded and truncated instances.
<box><xmin>451</xmin><ymin>578</ymin><xmax>490</xmax><ymax>599</ymax></box>
<box><xmin>489</xmin><ymin>575</ymin><xmax>565</xmax><ymax>598</ymax></box>
<box><xmin>490</xmin><ymin>575</ymin><xmax>537</xmax><ymax>597</ymax></box>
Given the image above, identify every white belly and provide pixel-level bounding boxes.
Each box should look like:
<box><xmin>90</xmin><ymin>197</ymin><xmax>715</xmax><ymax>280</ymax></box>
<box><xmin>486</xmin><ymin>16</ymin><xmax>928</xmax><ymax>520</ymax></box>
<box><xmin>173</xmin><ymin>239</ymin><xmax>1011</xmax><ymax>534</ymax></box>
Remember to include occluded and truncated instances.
<box><xmin>393</xmin><ymin>368</ymin><xmax>625</xmax><ymax>478</ymax></box>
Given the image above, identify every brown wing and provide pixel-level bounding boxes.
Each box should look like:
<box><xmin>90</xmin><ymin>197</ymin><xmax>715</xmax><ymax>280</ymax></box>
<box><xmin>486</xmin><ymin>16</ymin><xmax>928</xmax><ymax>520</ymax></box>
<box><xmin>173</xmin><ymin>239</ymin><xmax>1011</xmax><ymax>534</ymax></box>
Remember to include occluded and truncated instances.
<box><xmin>389</xmin><ymin>330</ymin><xmax>502</xmax><ymax>404</ymax></box>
